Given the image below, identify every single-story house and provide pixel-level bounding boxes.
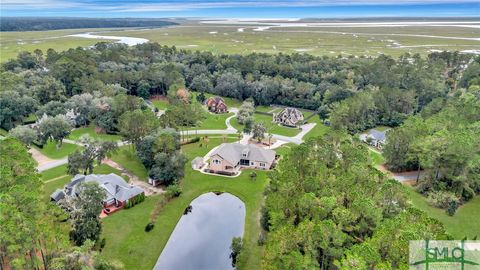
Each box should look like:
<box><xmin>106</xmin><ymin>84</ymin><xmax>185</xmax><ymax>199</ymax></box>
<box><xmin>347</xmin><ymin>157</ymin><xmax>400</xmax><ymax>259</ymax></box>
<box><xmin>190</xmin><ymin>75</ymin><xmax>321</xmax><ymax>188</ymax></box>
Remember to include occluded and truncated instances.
<box><xmin>359</xmin><ymin>129</ymin><xmax>389</xmax><ymax>149</ymax></box>
<box><xmin>51</xmin><ymin>173</ymin><xmax>144</xmax><ymax>210</ymax></box>
<box><xmin>207</xmin><ymin>143</ymin><xmax>276</xmax><ymax>174</ymax></box>
<box><xmin>206</xmin><ymin>96</ymin><xmax>228</xmax><ymax>113</ymax></box>
<box><xmin>273</xmin><ymin>107</ymin><xmax>304</xmax><ymax>127</ymax></box>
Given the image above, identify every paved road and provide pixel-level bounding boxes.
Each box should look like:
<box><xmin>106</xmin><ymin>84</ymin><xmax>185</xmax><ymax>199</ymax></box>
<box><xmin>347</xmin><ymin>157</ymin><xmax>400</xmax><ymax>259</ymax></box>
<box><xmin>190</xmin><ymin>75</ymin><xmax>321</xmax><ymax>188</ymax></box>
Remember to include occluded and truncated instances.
<box><xmin>38</xmin><ymin>157</ymin><xmax>68</xmax><ymax>172</ymax></box>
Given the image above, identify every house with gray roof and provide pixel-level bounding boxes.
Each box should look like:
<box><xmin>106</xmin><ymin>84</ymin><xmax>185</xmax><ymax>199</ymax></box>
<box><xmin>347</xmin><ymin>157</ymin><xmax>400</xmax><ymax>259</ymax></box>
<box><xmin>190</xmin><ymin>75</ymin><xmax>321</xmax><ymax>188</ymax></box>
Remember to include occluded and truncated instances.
<box><xmin>207</xmin><ymin>143</ymin><xmax>276</xmax><ymax>174</ymax></box>
<box><xmin>51</xmin><ymin>173</ymin><xmax>144</xmax><ymax>209</ymax></box>
<box><xmin>273</xmin><ymin>107</ymin><xmax>304</xmax><ymax>127</ymax></box>
<box><xmin>359</xmin><ymin>128</ymin><xmax>389</xmax><ymax>149</ymax></box>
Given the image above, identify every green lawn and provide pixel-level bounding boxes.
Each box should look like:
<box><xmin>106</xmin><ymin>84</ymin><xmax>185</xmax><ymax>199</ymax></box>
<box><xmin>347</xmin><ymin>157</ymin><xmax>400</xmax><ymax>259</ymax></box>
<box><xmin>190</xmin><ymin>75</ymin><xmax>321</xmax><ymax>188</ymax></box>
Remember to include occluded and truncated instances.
<box><xmin>186</xmin><ymin>111</ymin><xmax>234</xmax><ymax>130</ymax></box>
<box><xmin>101</xmin><ymin>137</ymin><xmax>267</xmax><ymax>269</ymax></box>
<box><xmin>151</xmin><ymin>99</ymin><xmax>170</xmax><ymax>110</ymax></box>
<box><xmin>406</xmin><ymin>187</ymin><xmax>480</xmax><ymax>239</ymax></box>
<box><xmin>303</xmin><ymin>116</ymin><xmax>330</xmax><ymax>141</ymax></box>
<box><xmin>68</xmin><ymin>125</ymin><xmax>122</xmax><ymax>141</ymax></box>
<box><xmin>368</xmin><ymin>149</ymin><xmax>385</xmax><ymax>167</ymax></box>
<box><xmin>35</xmin><ymin>141</ymin><xmax>81</xmax><ymax>159</ymax></box>
<box><xmin>231</xmin><ymin>113</ymin><xmax>302</xmax><ymax>137</ymax></box>
<box><xmin>43</xmin><ymin>175</ymin><xmax>71</xmax><ymax>200</ymax></box>
<box><xmin>40</xmin><ymin>164</ymin><xmax>69</xmax><ymax>181</ymax></box>
<box><xmin>110</xmin><ymin>145</ymin><xmax>149</xmax><ymax>181</ymax></box>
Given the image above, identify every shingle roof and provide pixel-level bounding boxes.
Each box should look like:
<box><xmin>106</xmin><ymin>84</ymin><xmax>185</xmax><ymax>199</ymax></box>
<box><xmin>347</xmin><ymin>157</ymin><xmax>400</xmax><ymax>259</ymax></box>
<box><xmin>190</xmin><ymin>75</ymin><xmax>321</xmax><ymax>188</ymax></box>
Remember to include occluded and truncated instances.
<box><xmin>54</xmin><ymin>173</ymin><xmax>144</xmax><ymax>203</ymax></box>
<box><xmin>210</xmin><ymin>143</ymin><xmax>275</xmax><ymax>165</ymax></box>
<box><xmin>368</xmin><ymin>129</ymin><xmax>387</xmax><ymax>142</ymax></box>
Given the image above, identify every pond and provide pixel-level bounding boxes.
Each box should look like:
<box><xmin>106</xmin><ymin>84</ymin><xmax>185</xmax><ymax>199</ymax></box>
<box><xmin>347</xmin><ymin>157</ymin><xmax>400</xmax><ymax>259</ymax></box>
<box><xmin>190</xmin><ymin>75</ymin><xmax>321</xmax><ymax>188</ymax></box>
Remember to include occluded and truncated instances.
<box><xmin>154</xmin><ymin>192</ymin><xmax>246</xmax><ymax>270</ymax></box>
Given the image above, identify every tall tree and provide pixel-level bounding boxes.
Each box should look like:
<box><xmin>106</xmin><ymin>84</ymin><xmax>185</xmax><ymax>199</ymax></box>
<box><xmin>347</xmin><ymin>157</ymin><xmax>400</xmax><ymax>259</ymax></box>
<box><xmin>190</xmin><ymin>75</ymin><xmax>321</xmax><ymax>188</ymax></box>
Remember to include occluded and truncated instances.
<box><xmin>38</xmin><ymin>115</ymin><xmax>72</xmax><ymax>147</ymax></box>
<box><xmin>118</xmin><ymin>109</ymin><xmax>159</xmax><ymax>145</ymax></box>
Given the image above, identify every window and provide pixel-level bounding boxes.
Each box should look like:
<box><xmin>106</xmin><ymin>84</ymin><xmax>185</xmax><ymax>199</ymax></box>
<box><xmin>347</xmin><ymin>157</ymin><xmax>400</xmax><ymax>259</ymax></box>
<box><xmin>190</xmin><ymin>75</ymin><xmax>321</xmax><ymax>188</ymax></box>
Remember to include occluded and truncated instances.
<box><xmin>213</xmin><ymin>159</ymin><xmax>221</xmax><ymax>165</ymax></box>
<box><xmin>250</xmin><ymin>162</ymin><xmax>255</xmax><ymax>166</ymax></box>
<box><xmin>242</xmin><ymin>153</ymin><xmax>247</xmax><ymax>157</ymax></box>
<box><xmin>260</xmin><ymin>162</ymin><xmax>265</xmax><ymax>167</ymax></box>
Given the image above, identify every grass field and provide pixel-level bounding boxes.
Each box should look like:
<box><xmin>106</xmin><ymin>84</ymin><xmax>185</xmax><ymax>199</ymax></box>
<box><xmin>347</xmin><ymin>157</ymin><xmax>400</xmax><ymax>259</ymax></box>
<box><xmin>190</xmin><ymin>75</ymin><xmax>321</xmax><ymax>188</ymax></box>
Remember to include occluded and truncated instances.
<box><xmin>2</xmin><ymin>21</ymin><xmax>480</xmax><ymax>63</ymax></box>
<box><xmin>35</xmin><ymin>141</ymin><xmax>81</xmax><ymax>159</ymax></box>
<box><xmin>0</xmin><ymin>28</ymin><xmax>113</xmax><ymax>62</ymax></box>
<box><xmin>101</xmin><ymin>137</ymin><xmax>268</xmax><ymax>269</ymax></box>
<box><xmin>110</xmin><ymin>145</ymin><xmax>149</xmax><ymax>181</ymax></box>
<box><xmin>68</xmin><ymin>125</ymin><xmax>122</xmax><ymax>141</ymax></box>
<box><xmin>406</xmin><ymin>187</ymin><xmax>480</xmax><ymax>239</ymax></box>
<box><xmin>100</xmin><ymin>22</ymin><xmax>480</xmax><ymax>57</ymax></box>
<box><xmin>186</xmin><ymin>111</ymin><xmax>234</xmax><ymax>130</ymax></box>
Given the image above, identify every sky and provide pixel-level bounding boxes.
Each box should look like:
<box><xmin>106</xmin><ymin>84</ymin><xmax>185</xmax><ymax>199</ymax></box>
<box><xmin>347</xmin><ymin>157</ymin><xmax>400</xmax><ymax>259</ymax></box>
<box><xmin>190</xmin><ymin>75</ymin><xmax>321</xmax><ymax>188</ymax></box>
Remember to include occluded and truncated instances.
<box><xmin>1</xmin><ymin>0</ymin><xmax>479</xmax><ymax>18</ymax></box>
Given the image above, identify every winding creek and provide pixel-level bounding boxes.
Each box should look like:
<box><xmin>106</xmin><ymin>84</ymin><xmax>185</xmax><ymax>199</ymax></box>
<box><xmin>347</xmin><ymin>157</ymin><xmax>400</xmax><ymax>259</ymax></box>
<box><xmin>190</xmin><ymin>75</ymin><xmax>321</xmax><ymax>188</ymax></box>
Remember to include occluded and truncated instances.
<box><xmin>68</xmin><ymin>33</ymin><xmax>149</xmax><ymax>46</ymax></box>
<box><xmin>154</xmin><ymin>192</ymin><xmax>246</xmax><ymax>270</ymax></box>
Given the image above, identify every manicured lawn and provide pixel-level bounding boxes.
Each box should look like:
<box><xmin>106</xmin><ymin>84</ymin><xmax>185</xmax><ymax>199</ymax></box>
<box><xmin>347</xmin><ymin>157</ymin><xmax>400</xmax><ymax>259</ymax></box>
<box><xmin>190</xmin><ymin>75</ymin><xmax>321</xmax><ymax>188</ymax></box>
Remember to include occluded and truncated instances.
<box><xmin>368</xmin><ymin>148</ymin><xmax>385</xmax><ymax>167</ymax></box>
<box><xmin>151</xmin><ymin>99</ymin><xmax>170</xmax><ymax>110</ymax></box>
<box><xmin>43</xmin><ymin>175</ymin><xmax>71</xmax><ymax>200</ymax></box>
<box><xmin>40</xmin><ymin>164</ymin><xmax>68</xmax><ymax>181</ymax></box>
<box><xmin>101</xmin><ymin>137</ymin><xmax>267</xmax><ymax>270</ymax></box>
<box><xmin>35</xmin><ymin>141</ymin><xmax>81</xmax><ymax>159</ymax></box>
<box><xmin>231</xmin><ymin>113</ymin><xmax>302</xmax><ymax>137</ymax></box>
<box><xmin>373</xmin><ymin>125</ymin><xmax>391</xmax><ymax>132</ymax></box>
<box><xmin>303</xmin><ymin>116</ymin><xmax>330</xmax><ymax>141</ymax></box>
<box><xmin>68</xmin><ymin>125</ymin><xmax>122</xmax><ymax>141</ymax></box>
<box><xmin>405</xmin><ymin>187</ymin><xmax>480</xmax><ymax>239</ymax></box>
<box><xmin>110</xmin><ymin>145</ymin><xmax>149</xmax><ymax>181</ymax></box>
<box><xmin>186</xmin><ymin>111</ymin><xmax>234</xmax><ymax>130</ymax></box>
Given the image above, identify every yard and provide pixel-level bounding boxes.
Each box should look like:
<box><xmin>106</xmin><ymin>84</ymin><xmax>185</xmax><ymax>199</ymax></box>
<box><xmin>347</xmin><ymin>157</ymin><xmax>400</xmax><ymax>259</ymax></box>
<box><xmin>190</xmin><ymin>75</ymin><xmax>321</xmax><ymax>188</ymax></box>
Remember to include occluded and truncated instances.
<box><xmin>110</xmin><ymin>145</ymin><xmax>149</xmax><ymax>181</ymax></box>
<box><xmin>151</xmin><ymin>98</ymin><xmax>170</xmax><ymax>110</ymax></box>
<box><xmin>406</xmin><ymin>187</ymin><xmax>480</xmax><ymax>239</ymax></box>
<box><xmin>68</xmin><ymin>125</ymin><xmax>122</xmax><ymax>141</ymax></box>
<box><xmin>41</xmin><ymin>163</ymin><xmax>125</xmax><ymax>201</ymax></box>
<box><xmin>34</xmin><ymin>141</ymin><xmax>81</xmax><ymax>159</ymax></box>
<box><xmin>101</xmin><ymin>137</ymin><xmax>268</xmax><ymax>270</ymax></box>
<box><xmin>231</xmin><ymin>113</ymin><xmax>302</xmax><ymax>137</ymax></box>
<box><xmin>186</xmin><ymin>111</ymin><xmax>234</xmax><ymax>130</ymax></box>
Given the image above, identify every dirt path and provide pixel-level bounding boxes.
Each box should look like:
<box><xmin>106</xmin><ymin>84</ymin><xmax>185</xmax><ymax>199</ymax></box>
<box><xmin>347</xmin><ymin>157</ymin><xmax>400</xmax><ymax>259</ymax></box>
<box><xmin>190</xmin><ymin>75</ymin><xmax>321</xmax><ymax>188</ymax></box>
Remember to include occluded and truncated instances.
<box><xmin>103</xmin><ymin>159</ymin><xmax>164</xmax><ymax>196</ymax></box>
<box><xmin>29</xmin><ymin>148</ymin><xmax>55</xmax><ymax>166</ymax></box>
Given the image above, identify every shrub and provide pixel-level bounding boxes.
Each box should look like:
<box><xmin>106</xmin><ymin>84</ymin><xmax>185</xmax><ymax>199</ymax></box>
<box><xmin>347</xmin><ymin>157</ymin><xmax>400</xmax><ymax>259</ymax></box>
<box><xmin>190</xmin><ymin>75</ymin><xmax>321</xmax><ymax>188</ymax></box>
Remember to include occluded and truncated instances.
<box><xmin>257</xmin><ymin>232</ymin><xmax>266</xmax><ymax>246</ymax></box>
<box><xmin>427</xmin><ymin>191</ymin><xmax>460</xmax><ymax>209</ymax></box>
<box><xmin>447</xmin><ymin>200</ymin><xmax>459</xmax><ymax>216</ymax></box>
<box><xmin>166</xmin><ymin>184</ymin><xmax>182</xmax><ymax>198</ymax></box>
<box><xmin>145</xmin><ymin>222</ymin><xmax>155</xmax><ymax>232</ymax></box>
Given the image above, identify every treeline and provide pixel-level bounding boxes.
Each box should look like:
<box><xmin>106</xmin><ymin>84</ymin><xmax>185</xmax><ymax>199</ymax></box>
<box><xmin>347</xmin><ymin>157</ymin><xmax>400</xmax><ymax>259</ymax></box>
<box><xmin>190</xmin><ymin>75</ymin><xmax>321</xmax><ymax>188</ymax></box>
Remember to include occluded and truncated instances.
<box><xmin>383</xmin><ymin>90</ymin><xmax>480</xmax><ymax>214</ymax></box>
<box><xmin>261</xmin><ymin>132</ymin><xmax>448</xmax><ymax>269</ymax></box>
<box><xmin>0</xmin><ymin>17</ymin><xmax>177</xmax><ymax>31</ymax></box>
<box><xmin>1</xmin><ymin>44</ymin><xmax>472</xmax><ymax>130</ymax></box>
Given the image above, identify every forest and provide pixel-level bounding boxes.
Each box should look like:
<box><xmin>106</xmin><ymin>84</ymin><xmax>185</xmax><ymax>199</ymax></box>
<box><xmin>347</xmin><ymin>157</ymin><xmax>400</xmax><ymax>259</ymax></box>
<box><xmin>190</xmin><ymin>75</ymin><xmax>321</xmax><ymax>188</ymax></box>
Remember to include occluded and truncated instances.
<box><xmin>261</xmin><ymin>133</ymin><xmax>448</xmax><ymax>269</ymax></box>
<box><xmin>1</xmin><ymin>42</ymin><xmax>475</xmax><ymax>132</ymax></box>
<box><xmin>0</xmin><ymin>17</ymin><xmax>177</xmax><ymax>31</ymax></box>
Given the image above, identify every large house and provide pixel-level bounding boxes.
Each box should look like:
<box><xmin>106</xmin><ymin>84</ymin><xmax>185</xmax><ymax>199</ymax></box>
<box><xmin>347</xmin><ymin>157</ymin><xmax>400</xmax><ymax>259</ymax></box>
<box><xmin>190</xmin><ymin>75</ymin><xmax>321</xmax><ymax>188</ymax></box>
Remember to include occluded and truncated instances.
<box><xmin>273</xmin><ymin>107</ymin><xmax>304</xmax><ymax>127</ymax></box>
<box><xmin>207</xmin><ymin>143</ymin><xmax>276</xmax><ymax>174</ymax></box>
<box><xmin>51</xmin><ymin>173</ymin><xmax>144</xmax><ymax>211</ymax></box>
<box><xmin>206</xmin><ymin>96</ymin><xmax>228</xmax><ymax>113</ymax></box>
<box><xmin>359</xmin><ymin>129</ymin><xmax>389</xmax><ymax>149</ymax></box>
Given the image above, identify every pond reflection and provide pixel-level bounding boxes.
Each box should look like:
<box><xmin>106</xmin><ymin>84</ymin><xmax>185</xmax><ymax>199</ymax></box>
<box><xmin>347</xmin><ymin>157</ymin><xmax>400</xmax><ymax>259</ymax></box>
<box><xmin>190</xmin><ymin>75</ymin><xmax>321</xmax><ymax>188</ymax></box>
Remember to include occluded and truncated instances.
<box><xmin>154</xmin><ymin>192</ymin><xmax>246</xmax><ymax>270</ymax></box>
